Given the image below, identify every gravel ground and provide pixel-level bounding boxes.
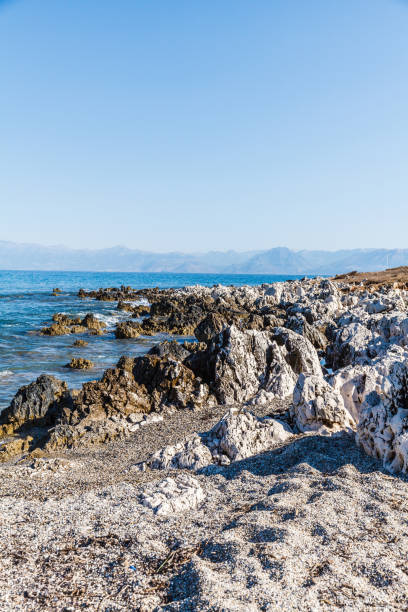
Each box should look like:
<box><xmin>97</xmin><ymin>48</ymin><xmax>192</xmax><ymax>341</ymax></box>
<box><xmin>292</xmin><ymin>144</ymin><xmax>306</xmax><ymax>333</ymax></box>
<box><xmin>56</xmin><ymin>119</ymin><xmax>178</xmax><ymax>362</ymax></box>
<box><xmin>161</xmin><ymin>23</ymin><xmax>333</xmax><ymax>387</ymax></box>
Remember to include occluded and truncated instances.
<box><xmin>1</xmin><ymin>402</ymin><xmax>408</xmax><ymax>611</ymax></box>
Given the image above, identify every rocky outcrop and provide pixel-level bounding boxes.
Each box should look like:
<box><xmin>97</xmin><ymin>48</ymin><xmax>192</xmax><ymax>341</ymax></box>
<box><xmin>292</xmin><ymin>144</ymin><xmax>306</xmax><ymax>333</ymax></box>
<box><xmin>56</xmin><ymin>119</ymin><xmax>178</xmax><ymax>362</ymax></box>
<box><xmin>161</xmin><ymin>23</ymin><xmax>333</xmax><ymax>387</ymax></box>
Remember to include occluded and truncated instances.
<box><xmin>117</xmin><ymin>301</ymin><xmax>150</xmax><ymax>316</ymax></box>
<box><xmin>41</xmin><ymin>313</ymin><xmax>106</xmax><ymax>336</ymax></box>
<box><xmin>140</xmin><ymin>407</ymin><xmax>292</xmax><ymax>471</ymax></box>
<box><xmin>330</xmin><ymin>347</ymin><xmax>408</xmax><ymax>473</ymax></box>
<box><xmin>292</xmin><ymin>373</ymin><xmax>355</xmax><ymax>433</ymax></box>
<box><xmin>9</xmin><ymin>274</ymin><xmax>408</xmax><ymax>472</ymax></box>
<box><xmin>194</xmin><ymin>313</ymin><xmax>227</xmax><ymax>344</ymax></box>
<box><xmin>129</xmin><ymin>355</ymin><xmax>215</xmax><ymax>412</ymax></box>
<box><xmin>195</xmin><ymin>325</ymin><xmax>322</xmax><ymax>405</ymax></box>
<box><xmin>65</xmin><ymin>358</ymin><xmax>94</xmax><ymax>370</ymax></box>
<box><xmin>115</xmin><ymin>320</ymin><xmax>142</xmax><ymax>339</ymax></box>
<box><xmin>0</xmin><ymin>375</ymin><xmax>67</xmax><ymax>432</ymax></box>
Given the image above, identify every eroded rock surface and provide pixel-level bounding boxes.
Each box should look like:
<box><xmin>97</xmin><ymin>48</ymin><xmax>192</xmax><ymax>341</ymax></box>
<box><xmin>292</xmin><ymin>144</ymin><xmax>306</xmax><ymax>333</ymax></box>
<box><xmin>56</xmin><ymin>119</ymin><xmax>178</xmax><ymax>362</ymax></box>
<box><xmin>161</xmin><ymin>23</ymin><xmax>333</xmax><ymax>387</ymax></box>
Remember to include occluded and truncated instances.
<box><xmin>6</xmin><ymin>274</ymin><xmax>408</xmax><ymax>472</ymax></box>
<box><xmin>139</xmin><ymin>474</ymin><xmax>205</xmax><ymax>515</ymax></box>
<box><xmin>140</xmin><ymin>407</ymin><xmax>293</xmax><ymax>471</ymax></box>
<box><xmin>292</xmin><ymin>373</ymin><xmax>355</xmax><ymax>433</ymax></box>
<box><xmin>0</xmin><ymin>375</ymin><xmax>67</xmax><ymax>431</ymax></box>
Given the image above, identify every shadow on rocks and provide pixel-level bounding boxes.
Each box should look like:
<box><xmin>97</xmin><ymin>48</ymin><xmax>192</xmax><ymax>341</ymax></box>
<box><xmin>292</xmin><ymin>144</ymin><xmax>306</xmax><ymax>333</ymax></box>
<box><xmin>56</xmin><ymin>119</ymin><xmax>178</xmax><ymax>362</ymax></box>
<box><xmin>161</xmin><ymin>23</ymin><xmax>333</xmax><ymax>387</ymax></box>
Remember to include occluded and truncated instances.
<box><xmin>201</xmin><ymin>431</ymin><xmax>408</xmax><ymax>482</ymax></box>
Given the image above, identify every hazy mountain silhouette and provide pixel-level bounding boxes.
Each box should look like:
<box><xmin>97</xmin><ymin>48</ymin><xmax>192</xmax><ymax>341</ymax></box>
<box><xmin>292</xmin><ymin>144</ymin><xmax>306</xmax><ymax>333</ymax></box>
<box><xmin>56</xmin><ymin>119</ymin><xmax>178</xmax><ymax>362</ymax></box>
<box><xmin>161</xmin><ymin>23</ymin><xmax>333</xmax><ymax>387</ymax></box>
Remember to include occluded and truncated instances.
<box><xmin>0</xmin><ymin>241</ymin><xmax>406</xmax><ymax>274</ymax></box>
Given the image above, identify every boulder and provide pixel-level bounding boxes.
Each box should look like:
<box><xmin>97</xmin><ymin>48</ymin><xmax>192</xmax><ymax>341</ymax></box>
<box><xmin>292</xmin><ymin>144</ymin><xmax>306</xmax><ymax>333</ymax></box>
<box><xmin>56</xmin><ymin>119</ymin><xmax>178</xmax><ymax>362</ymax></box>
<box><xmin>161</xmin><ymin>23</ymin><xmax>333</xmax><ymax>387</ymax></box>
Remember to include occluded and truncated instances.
<box><xmin>205</xmin><ymin>407</ymin><xmax>292</xmax><ymax>463</ymax></box>
<box><xmin>115</xmin><ymin>320</ymin><xmax>142</xmax><ymax>339</ymax></box>
<box><xmin>147</xmin><ymin>434</ymin><xmax>213</xmax><ymax>471</ymax></box>
<box><xmin>139</xmin><ymin>407</ymin><xmax>293</xmax><ymax>471</ymax></box>
<box><xmin>0</xmin><ymin>375</ymin><xmax>67</xmax><ymax>430</ymax></box>
<box><xmin>148</xmin><ymin>340</ymin><xmax>191</xmax><ymax>362</ymax></box>
<box><xmin>65</xmin><ymin>358</ymin><xmax>94</xmax><ymax>370</ymax></box>
<box><xmin>201</xmin><ymin>325</ymin><xmax>322</xmax><ymax>405</ymax></box>
<box><xmin>291</xmin><ymin>373</ymin><xmax>355</xmax><ymax>433</ymax></box>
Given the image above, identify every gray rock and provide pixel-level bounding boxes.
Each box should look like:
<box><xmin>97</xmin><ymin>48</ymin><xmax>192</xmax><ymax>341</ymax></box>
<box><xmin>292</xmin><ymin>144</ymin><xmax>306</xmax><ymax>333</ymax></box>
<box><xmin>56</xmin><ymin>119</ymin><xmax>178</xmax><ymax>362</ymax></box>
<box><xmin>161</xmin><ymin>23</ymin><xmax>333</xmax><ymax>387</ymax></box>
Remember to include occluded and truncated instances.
<box><xmin>272</xmin><ymin>327</ymin><xmax>322</xmax><ymax>377</ymax></box>
<box><xmin>0</xmin><ymin>375</ymin><xmax>67</xmax><ymax>428</ymax></box>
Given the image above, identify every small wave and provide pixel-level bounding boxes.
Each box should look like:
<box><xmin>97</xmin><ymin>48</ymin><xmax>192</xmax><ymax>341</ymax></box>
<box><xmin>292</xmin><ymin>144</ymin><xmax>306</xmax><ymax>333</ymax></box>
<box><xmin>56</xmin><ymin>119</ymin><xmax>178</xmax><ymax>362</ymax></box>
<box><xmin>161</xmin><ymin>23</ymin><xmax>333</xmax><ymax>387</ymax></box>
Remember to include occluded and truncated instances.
<box><xmin>0</xmin><ymin>370</ymin><xmax>13</xmax><ymax>379</ymax></box>
<box><xmin>94</xmin><ymin>312</ymin><xmax>125</xmax><ymax>328</ymax></box>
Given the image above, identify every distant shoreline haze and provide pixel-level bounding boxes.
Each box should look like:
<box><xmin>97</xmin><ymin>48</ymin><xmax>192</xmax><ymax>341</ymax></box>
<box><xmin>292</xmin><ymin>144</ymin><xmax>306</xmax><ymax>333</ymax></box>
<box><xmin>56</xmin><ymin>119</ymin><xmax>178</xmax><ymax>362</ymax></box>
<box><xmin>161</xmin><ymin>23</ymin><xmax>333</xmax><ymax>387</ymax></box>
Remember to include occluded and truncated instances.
<box><xmin>0</xmin><ymin>241</ymin><xmax>407</xmax><ymax>275</ymax></box>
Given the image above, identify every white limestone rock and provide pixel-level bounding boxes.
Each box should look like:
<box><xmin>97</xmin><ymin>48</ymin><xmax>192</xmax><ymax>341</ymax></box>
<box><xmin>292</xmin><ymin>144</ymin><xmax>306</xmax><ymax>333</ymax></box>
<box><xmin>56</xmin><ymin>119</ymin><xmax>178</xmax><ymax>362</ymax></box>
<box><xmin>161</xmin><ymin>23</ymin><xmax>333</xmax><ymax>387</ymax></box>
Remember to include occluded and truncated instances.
<box><xmin>147</xmin><ymin>434</ymin><xmax>213</xmax><ymax>471</ymax></box>
<box><xmin>207</xmin><ymin>325</ymin><xmax>322</xmax><ymax>405</ymax></box>
<box><xmin>292</xmin><ymin>373</ymin><xmax>355</xmax><ymax>433</ymax></box>
<box><xmin>139</xmin><ymin>408</ymin><xmax>293</xmax><ymax>472</ymax></box>
<box><xmin>207</xmin><ymin>407</ymin><xmax>293</xmax><ymax>462</ymax></box>
<box><xmin>139</xmin><ymin>474</ymin><xmax>205</xmax><ymax>515</ymax></box>
<box><xmin>332</xmin><ymin>346</ymin><xmax>408</xmax><ymax>473</ymax></box>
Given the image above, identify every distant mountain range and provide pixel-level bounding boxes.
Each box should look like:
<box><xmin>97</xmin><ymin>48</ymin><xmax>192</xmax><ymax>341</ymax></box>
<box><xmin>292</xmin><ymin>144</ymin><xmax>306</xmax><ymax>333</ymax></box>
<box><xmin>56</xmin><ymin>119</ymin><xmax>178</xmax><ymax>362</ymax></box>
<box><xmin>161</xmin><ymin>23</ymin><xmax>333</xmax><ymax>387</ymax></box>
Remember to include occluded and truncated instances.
<box><xmin>0</xmin><ymin>241</ymin><xmax>406</xmax><ymax>275</ymax></box>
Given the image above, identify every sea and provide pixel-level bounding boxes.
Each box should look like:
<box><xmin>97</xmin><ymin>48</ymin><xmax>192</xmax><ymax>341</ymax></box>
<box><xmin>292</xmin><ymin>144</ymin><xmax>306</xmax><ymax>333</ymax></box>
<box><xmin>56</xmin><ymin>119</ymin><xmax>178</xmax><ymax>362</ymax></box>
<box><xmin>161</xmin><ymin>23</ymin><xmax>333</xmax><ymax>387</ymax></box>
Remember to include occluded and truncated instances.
<box><xmin>0</xmin><ymin>270</ymin><xmax>306</xmax><ymax>410</ymax></box>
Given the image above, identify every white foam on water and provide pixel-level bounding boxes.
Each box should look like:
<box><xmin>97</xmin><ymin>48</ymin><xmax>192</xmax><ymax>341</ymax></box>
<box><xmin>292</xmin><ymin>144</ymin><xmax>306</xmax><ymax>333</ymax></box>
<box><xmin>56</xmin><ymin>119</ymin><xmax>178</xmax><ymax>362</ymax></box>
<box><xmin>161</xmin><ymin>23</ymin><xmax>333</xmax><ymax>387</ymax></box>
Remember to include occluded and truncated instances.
<box><xmin>0</xmin><ymin>370</ymin><xmax>13</xmax><ymax>379</ymax></box>
<box><xmin>94</xmin><ymin>312</ymin><xmax>127</xmax><ymax>329</ymax></box>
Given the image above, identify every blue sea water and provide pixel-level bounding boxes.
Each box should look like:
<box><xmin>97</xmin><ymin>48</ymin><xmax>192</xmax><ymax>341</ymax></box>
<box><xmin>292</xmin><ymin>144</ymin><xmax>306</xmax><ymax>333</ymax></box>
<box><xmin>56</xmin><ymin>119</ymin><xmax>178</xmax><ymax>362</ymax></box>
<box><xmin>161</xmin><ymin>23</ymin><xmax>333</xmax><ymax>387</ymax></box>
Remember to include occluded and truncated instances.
<box><xmin>0</xmin><ymin>270</ymin><xmax>305</xmax><ymax>410</ymax></box>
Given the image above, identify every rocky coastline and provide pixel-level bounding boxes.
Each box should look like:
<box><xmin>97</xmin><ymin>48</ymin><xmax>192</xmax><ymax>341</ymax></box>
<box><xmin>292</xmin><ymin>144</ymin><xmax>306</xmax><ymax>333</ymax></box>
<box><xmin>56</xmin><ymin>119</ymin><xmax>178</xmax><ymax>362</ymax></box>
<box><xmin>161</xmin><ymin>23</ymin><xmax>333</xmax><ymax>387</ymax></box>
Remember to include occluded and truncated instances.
<box><xmin>2</xmin><ymin>272</ymin><xmax>408</xmax><ymax>609</ymax></box>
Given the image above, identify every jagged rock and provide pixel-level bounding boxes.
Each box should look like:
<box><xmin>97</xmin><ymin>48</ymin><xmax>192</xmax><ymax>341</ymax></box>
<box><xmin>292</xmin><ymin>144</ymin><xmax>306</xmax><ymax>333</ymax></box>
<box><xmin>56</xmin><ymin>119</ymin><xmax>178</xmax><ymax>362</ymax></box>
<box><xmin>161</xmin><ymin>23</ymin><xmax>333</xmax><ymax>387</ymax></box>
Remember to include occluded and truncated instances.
<box><xmin>326</xmin><ymin>322</ymin><xmax>373</xmax><ymax>370</ymax></box>
<box><xmin>0</xmin><ymin>435</ymin><xmax>33</xmax><ymax>462</ymax></box>
<box><xmin>81</xmin><ymin>314</ymin><xmax>106</xmax><ymax>332</ymax></box>
<box><xmin>41</xmin><ymin>322</ymin><xmax>72</xmax><ymax>336</ymax></box>
<box><xmin>117</xmin><ymin>300</ymin><xmax>135</xmax><ymax>312</ymax></box>
<box><xmin>139</xmin><ymin>474</ymin><xmax>205</xmax><ymax>515</ymax></box>
<box><xmin>140</xmin><ymin>408</ymin><xmax>292</xmax><ymax>471</ymax></box>
<box><xmin>0</xmin><ymin>375</ymin><xmax>67</xmax><ymax>430</ymax></box>
<box><xmin>129</xmin><ymin>355</ymin><xmax>215</xmax><ymax>411</ymax></box>
<box><xmin>201</xmin><ymin>325</ymin><xmax>321</xmax><ymax>405</ymax></box>
<box><xmin>203</xmin><ymin>326</ymin><xmax>294</xmax><ymax>403</ymax></box>
<box><xmin>292</xmin><ymin>373</ymin><xmax>355</xmax><ymax>433</ymax></box>
<box><xmin>147</xmin><ymin>434</ymin><xmax>213</xmax><ymax>471</ymax></box>
<box><xmin>194</xmin><ymin>313</ymin><xmax>226</xmax><ymax>343</ymax></box>
<box><xmin>73</xmin><ymin>339</ymin><xmax>88</xmax><ymax>347</ymax></box>
<box><xmin>68</xmin><ymin>366</ymin><xmax>151</xmax><ymax>422</ymax></box>
<box><xmin>286</xmin><ymin>315</ymin><xmax>327</xmax><ymax>350</ymax></box>
<box><xmin>272</xmin><ymin>327</ymin><xmax>322</xmax><ymax>377</ymax></box>
<box><xmin>41</xmin><ymin>312</ymin><xmax>106</xmax><ymax>336</ymax></box>
<box><xmin>148</xmin><ymin>340</ymin><xmax>191</xmax><ymax>362</ymax></box>
<box><xmin>53</xmin><ymin>313</ymin><xmax>82</xmax><ymax>325</ymax></box>
<box><xmin>115</xmin><ymin>320</ymin><xmax>143</xmax><ymax>339</ymax></box>
<box><xmin>65</xmin><ymin>358</ymin><xmax>94</xmax><ymax>370</ymax></box>
<box><xmin>329</xmin><ymin>347</ymin><xmax>408</xmax><ymax>473</ymax></box>
<box><xmin>131</xmin><ymin>304</ymin><xmax>150</xmax><ymax>317</ymax></box>
<box><xmin>206</xmin><ymin>407</ymin><xmax>293</xmax><ymax>462</ymax></box>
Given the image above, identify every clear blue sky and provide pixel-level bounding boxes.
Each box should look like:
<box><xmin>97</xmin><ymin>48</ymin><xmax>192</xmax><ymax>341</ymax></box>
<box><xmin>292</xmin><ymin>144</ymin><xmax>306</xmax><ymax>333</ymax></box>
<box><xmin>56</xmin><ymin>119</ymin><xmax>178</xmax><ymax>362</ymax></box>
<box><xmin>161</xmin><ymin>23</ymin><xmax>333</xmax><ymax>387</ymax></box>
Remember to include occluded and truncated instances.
<box><xmin>0</xmin><ymin>0</ymin><xmax>407</xmax><ymax>252</ymax></box>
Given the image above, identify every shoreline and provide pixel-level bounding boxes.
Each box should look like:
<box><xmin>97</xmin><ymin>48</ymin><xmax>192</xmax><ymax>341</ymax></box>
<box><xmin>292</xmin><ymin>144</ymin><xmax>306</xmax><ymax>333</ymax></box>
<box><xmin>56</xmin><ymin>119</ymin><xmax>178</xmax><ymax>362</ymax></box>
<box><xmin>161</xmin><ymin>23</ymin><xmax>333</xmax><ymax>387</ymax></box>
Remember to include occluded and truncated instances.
<box><xmin>2</xmin><ymin>272</ymin><xmax>408</xmax><ymax>609</ymax></box>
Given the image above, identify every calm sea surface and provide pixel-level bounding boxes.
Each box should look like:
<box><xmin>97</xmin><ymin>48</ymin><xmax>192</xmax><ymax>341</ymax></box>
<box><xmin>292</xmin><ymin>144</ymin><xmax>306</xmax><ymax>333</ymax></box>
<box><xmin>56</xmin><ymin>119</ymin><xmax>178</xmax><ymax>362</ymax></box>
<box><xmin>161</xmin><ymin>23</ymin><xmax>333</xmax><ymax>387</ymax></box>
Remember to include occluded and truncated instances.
<box><xmin>0</xmin><ymin>270</ymin><xmax>305</xmax><ymax>410</ymax></box>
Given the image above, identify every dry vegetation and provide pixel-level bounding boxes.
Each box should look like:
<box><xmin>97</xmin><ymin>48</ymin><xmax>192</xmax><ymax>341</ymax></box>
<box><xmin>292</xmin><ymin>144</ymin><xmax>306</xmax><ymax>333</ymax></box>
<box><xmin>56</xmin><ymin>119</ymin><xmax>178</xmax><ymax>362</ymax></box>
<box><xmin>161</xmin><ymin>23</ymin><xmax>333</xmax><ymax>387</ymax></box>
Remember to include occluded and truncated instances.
<box><xmin>332</xmin><ymin>266</ymin><xmax>408</xmax><ymax>290</ymax></box>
